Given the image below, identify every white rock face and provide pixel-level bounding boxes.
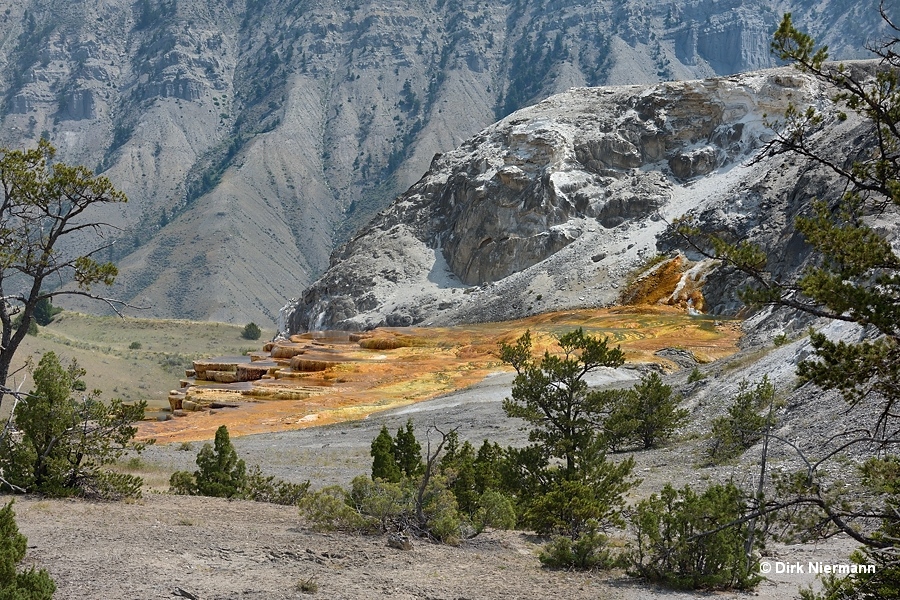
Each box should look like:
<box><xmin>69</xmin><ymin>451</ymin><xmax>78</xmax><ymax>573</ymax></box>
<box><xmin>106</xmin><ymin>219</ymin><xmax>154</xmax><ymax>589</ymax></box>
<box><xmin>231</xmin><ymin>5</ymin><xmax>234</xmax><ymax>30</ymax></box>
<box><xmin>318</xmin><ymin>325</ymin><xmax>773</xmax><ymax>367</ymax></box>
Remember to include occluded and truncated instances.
<box><xmin>0</xmin><ymin>0</ymin><xmax>890</xmax><ymax>325</ymax></box>
<box><xmin>286</xmin><ymin>65</ymin><xmax>858</xmax><ymax>332</ymax></box>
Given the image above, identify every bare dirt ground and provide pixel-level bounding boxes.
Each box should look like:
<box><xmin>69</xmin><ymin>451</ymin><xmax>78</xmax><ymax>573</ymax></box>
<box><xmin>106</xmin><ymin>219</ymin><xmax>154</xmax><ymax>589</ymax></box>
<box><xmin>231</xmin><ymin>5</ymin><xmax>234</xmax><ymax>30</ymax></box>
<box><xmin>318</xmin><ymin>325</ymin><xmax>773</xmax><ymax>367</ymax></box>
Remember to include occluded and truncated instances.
<box><xmin>10</xmin><ymin>491</ymin><xmax>853</xmax><ymax>600</ymax></box>
<box><xmin>8</xmin><ymin>353</ymin><xmax>863</xmax><ymax>600</ymax></box>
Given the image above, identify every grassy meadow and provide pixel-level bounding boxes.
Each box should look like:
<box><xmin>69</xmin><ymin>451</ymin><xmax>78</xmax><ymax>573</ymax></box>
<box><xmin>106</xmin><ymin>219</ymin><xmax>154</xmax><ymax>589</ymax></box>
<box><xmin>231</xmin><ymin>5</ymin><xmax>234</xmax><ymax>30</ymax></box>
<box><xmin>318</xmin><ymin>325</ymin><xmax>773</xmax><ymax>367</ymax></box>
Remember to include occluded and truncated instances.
<box><xmin>7</xmin><ymin>311</ymin><xmax>274</xmax><ymax>412</ymax></box>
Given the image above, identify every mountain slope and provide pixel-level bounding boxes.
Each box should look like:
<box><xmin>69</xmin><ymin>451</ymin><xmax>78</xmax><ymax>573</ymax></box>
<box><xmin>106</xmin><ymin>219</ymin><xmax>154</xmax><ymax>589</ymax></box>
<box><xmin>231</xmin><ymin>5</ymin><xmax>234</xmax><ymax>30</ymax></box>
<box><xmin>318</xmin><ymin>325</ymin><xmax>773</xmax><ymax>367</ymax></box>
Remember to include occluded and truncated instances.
<box><xmin>284</xmin><ymin>64</ymin><xmax>877</xmax><ymax>332</ymax></box>
<box><xmin>0</xmin><ymin>0</ymin><xmax>891</xmax><ymax>324</ymax></box>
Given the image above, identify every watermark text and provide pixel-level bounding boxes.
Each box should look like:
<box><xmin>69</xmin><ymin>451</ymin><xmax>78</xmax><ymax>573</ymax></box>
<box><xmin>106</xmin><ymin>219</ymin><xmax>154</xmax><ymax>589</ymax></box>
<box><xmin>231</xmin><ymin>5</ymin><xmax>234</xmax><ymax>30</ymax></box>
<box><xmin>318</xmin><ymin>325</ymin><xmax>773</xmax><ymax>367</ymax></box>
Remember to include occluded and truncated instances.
<box><xmin>759</xmin><ymin>561</ymin><xmax>877</xmax><ymax>575</ymax></box>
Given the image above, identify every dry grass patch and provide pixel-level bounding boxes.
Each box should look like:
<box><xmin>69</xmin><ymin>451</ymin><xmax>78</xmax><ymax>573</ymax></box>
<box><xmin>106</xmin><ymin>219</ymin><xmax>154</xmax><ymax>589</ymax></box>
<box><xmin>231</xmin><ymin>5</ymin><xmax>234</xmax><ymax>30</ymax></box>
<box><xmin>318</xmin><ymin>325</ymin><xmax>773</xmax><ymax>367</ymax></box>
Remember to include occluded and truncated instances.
<box><xmin>10</xmin><ymin>312</ymin><xmax>274</xmax><ymax>411</ymax></box>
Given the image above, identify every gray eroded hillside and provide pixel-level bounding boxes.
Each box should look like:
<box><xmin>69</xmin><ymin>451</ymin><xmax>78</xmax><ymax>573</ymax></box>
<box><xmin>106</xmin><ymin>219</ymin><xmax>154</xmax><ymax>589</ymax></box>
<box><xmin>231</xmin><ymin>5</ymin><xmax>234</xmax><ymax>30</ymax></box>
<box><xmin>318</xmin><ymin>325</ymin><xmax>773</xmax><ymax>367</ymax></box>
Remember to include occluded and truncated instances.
<box><xmin>0</xmin><ymin>0</ymin><xmax>890</xmax><ymax>324</ymax></box>
<box><xmin>286</xmin><ymin>63</ymin><xmax>890</xmax><ymax>333</ymax></box>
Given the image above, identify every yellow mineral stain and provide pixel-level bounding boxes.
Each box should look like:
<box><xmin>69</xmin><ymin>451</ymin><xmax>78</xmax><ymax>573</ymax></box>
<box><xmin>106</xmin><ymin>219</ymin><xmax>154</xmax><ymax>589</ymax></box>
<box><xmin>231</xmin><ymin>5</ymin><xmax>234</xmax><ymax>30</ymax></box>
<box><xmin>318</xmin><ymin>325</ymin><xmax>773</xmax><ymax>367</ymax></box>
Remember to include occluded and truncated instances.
<box><xmin>139</xmin><ymin>306</ymin><xmax>740</xmax><ymax>444</ymax></box>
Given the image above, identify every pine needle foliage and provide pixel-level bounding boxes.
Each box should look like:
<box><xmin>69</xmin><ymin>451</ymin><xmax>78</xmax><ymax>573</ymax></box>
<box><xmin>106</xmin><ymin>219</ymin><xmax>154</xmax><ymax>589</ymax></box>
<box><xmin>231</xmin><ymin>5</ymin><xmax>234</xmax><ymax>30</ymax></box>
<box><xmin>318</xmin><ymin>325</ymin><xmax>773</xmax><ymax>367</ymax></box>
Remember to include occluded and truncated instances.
<box><xmin>707</xmin><ymin>377</ymin><xmax>776</xmax><ymax>464</ymax></box>
<box><xmin>675</xmin><ymin>5</ymin><xmax>900</xmax><ymax>595</ymax></box>
<box><xmin>0</xmin><ymin>351</ymin><xmax>148</xmax><ymax>499</ymax></box>
<box><xmin>631</xmin><ymin>482</ymin><xmax>761</xmax><ymax>590</ymax></box>
<box><xmin>0</xmin><ymin>502</ymin><xmax>55</xmax><ymax>600</ymax></box>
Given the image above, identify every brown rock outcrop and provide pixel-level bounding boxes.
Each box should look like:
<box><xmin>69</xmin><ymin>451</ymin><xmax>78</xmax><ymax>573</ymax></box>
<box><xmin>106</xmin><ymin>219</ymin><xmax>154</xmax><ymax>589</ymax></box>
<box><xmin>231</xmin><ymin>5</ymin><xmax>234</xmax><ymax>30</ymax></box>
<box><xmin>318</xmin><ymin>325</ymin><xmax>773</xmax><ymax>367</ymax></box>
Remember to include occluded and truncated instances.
<box><xmin>270</xmin><ymin>345</ymin><xmax>307</xmax><ymax>359</ymax></box>
<box><xmin>290</xmin><ymin>357</ymin><xmax>339</xmax><ymax>372</ymax></box>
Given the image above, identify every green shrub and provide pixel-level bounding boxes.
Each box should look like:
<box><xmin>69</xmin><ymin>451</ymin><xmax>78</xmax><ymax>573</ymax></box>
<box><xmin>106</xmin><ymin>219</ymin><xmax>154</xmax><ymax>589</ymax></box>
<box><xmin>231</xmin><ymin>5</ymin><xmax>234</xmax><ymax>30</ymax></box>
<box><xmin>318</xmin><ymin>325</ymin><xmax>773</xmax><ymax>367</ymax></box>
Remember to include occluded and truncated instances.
<box><xmin>799</xmin><ymin>546</ymin><xmax>900</xmax><ymax>600</ymax></box>
<box><xmin>773</xmin><ymin>333</ymin><xmax>788</xmax><ymax>347</ymax></box>
<box><xmin>418</xmin><ymin>479</ymin><xmax>466</xmax><ymax>544</ymax></box>
<box><xmin>539</xmin><ymin>531</ymin><xmax>617</xmax><ymax>570</ymax></box>
<box><xmin>129</xmin><ymin>341</ymin><xmax>142</xmax><ymax>350</ymax></box>
<box><xmin>524</xmin><ymin>475</ymin><xmax>632</xmax><ymax>541</ymax></box>
<box><xmin>299</xmin><ymin>486</ymin><xmax>372</xmax><ymax>533</ymax></box>
<box><xmin>0</xmin><ymin>352</ymin><xmax>148</xmax><ymax>499</ymax></box>
<box><xmin>687</xmin><ymin>366</ymin><xmax>706</xmax><ymax>383</ymax></box>
<box><xmin>368</xmin><ymin>419</ymin><xmax>424</xmax><ymax>482</ymax></box>
<box><xmin>241</xmin><ymin>322</ymin><xmax>262</xmax><ymax>340</ymax></box>
<box><xmin>244</xmin><ymin>466</ymin><xmax>311</xmax><ymax>505</ymax></box>
<box><xmin>473</xmin><ymin>490</ymin><xmax>517</xmax><ymax>532</ymax></box>
<box><xmin>439</xmin><ymin>434</ymin><xmax>477</xmax><ymax>513</ymax></box>
<box><xmin>170</xmin><ymin>425</ymin><xmax>309</xmax><ymax>505</ymax></box>
<box><xmin>604</xmin><ymin>372</ymin><xmax>689</xmax><ymax>450</ymax></box>
<box><xmin>0</xmin><ymin>502</ymin><xmax>55</xmax><ymax>599</ymax></box>
<box><xmin>347</xmin><ymin>473</ymin><xmax>466</xmax><ymax>544</ymax></box>
<box><xmin>309</xmin><ymin>425</ymin><xmax>511</xmax><ymax>545</ymax></box>
<box><xmin>630</xmin><ymin>482</ymin><xmax>760</xmax><ymax>590</ymax></box>
<box><xmin>707</xmin><ymin>377</ymin><xmax>776</xmax><ymax>463</ymax></box>
<box><xmin>169</xmin><ymin>470</ymin><xmax>197</xmax><ymax>495</ymax></box>
<box><xmin>296</xmin><ymin>577</ymin><xmax>319</xmax><ymax>594</ymax></box>
<box><xmin>348</xmin><ymin>475</ymin><xmax>412</xmax><ymax>532</ymax></box>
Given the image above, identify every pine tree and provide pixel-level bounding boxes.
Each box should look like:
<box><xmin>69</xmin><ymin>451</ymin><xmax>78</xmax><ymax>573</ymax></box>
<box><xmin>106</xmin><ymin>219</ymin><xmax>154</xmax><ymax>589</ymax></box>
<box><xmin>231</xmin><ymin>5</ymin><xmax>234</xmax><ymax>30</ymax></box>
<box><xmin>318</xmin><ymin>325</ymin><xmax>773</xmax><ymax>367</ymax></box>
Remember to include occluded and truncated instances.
<box><xmin>31</xmin><ymin>298</ymin><xmax>54</xmax><ymax>327</ymax></box>
<box><xmin>499</xmin><ymin>329</ymin><xmax>637</xmax><ymax>551</ymax></box>
<box><xmin>438</xmin><ymin>432</ymin><xmax>478</xmax><ymax>516</ymax></box>
<box><xmin>193</xmin><ymin>425</ymin><xmax>247</xmax><ymax>498</ymax></box>
<box><xmin>241</xmin><ymin>322</ymin><xmax>262</xmax><ymax>341</ymax></box>
<box><xmin>500</xmin><ymin>328</ymin><xmax>628</xmax><ymax>478</ymax></box>
<box><xmin>1</xmin><ymin>141</ymin><xmax>128</xmax><ymax>410</ymax></box>
<box><xmin>473</xmin><ymin>440</ymin><xmax>505</xmax><ymax>497</ymax></box>
<box><xmin>707</xmin><ymin>378</ymin><xmax>775</xmax><ymax>463</ymax></box>
<box><xmin>604</xmin><ymin>372</ymin><xmax>688</xmax><ymax>450</ymax></box>
<box><xmin>370</xmin><ymin>425</ymin><xmax>402</xmax><ymax>482</ymax></box>
<box><xmin>0</xmin><ymin>351</ymin><xmax>147</xmax><ymax>498</ymax></box>
<box><xmin>0</xmin><ymin>502</ymin><xmax>55</xmax><ymax>599</ymax></box>
<box><xmin>393</xmin><ymin>419</ymin><xmax>423</xmax><ymax>478</ymax></box>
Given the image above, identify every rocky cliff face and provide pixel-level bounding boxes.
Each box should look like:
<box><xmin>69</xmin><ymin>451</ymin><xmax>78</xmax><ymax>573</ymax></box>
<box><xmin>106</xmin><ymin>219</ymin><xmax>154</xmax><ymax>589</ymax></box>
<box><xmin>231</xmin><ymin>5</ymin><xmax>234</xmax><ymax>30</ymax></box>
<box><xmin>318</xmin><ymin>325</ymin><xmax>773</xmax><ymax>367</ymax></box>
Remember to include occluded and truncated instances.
<box><xmin>286</xmin><ymin>63</ymin><xmax>884</xmax><ymax>332</ymax></box>
<box><xmin>284</xmin><ymin>64</ymin><xmax>872</xmax><ymax>332</ymax></box>
<box><xmin>0</xmin><ymin>0</ymin><xmax>889</xmax><ymax>325</ymax></box>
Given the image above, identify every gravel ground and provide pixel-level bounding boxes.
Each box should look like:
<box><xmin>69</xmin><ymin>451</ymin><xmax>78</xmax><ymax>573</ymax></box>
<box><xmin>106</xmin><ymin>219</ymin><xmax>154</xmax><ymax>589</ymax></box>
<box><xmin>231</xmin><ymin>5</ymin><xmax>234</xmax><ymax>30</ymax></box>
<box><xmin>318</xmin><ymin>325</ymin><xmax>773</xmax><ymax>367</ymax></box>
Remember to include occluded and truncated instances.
<box><xmin>139</xmin><ymin>369</ymin><xmax>642</xmax><ymax>488</ymax></box>
<box><xmin>10</xmin><ymin>343</ymin><xmax>874</xmax><ymax>600</ymax></box>
<box><xmin>10</xmin><ymin>491</ymin><xmax>854</xmax><ymax>600</ymax></box>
